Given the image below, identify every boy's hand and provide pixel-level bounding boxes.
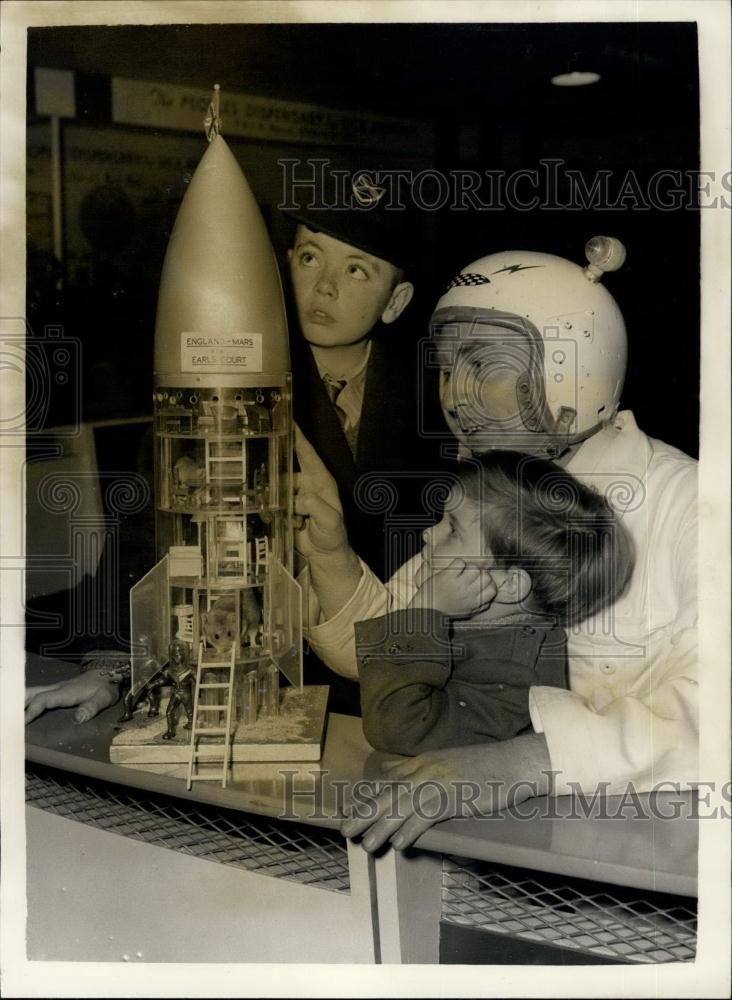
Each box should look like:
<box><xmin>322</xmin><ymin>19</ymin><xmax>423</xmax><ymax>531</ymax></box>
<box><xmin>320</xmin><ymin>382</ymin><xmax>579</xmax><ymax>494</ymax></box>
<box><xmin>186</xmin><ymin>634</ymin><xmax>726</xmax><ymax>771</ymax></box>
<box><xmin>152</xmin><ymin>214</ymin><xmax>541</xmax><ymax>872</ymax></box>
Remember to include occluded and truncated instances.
<box><xmin>293</xmin><ymin>425</ymin><xmax>363</xmax><ymax>619</ymax></box>
<box><xmin>293</xmin><ymin>425</ymin><xmax>348</xmax><ymax>561</ymax></box>
<box><xmin>410</xmin><ymin>558</ymin><xmax>497</xmax><ymax>618</ymax></box>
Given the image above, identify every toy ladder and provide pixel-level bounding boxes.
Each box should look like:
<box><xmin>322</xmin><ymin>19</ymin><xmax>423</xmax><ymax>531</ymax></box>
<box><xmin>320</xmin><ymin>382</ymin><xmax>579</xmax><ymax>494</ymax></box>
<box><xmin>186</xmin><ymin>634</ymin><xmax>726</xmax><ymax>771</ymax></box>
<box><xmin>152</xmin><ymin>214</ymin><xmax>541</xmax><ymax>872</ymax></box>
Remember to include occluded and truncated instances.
<box><xmin>186</xmin><ymin>640</ymin><xmax>237</xmax><ymax>790</ymax></box>
<box><xmin>205</xmin><ymin>439</ymin><xmax>246</xmax><ymax>484</ymax></box>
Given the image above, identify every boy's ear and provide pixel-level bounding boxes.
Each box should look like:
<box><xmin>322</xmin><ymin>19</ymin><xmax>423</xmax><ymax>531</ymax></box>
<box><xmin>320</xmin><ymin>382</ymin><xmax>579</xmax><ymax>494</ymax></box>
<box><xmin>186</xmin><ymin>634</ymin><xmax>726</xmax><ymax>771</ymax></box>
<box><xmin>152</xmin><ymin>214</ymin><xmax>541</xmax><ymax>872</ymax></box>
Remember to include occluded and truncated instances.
<box><xmin>381</xmin><ymin>280</ymin><xmax>414</xmax><ymax>325</ymax></box>
<box><xmin>491</xmin><ymin>567</ymin><xmax>533</xmax><ymax>605</ymax></box>
<box><xmin>287</xmin><ymin>248</ymin><xmax>293</xmax><ymax>265</ymax></box>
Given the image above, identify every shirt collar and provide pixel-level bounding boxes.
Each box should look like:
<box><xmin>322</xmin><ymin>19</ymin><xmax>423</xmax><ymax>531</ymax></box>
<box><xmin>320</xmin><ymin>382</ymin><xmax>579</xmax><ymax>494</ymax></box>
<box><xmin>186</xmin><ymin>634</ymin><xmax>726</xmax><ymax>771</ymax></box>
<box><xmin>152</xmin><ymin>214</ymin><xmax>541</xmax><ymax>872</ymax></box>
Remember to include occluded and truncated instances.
<box><xmin>313</xmin><ymin>341</ymin><xmax>372</xmax><ymax>383</ymax></box>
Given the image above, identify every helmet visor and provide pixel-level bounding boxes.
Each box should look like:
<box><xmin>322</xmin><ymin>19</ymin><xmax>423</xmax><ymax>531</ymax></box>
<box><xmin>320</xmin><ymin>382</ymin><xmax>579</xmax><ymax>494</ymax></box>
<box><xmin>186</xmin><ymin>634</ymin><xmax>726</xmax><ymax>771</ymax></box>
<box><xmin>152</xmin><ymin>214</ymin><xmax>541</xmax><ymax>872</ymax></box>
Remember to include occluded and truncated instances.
<box><xmin>430</xmin><ymin>306</ymin><xmax>553</xmax><ymax>454</ymax></box>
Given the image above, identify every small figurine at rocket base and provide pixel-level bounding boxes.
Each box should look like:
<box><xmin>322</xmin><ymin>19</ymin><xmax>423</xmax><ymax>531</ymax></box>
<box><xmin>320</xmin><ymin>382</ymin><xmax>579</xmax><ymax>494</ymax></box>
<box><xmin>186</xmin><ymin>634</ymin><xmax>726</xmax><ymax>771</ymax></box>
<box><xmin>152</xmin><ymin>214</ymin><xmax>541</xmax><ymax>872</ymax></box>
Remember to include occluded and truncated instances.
<box><xmin>125</xmin><ymin>87</ymin><xmax>305</xmax><ymax>785</ymax></box>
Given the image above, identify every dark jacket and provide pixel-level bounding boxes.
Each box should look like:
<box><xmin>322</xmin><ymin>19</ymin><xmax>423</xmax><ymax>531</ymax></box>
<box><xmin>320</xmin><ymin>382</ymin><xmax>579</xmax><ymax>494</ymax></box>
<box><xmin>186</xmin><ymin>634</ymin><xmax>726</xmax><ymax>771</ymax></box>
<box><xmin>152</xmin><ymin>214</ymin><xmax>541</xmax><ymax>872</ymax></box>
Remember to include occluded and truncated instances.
<box><xmin>356</xmin><ymin>609</ymin><xmax>568</xmax><ymax>755</ymax></box>
<box><xmin>292</xmin><ymin>322</ymin><xmax>449</xmax><ymax>583</ymax></box>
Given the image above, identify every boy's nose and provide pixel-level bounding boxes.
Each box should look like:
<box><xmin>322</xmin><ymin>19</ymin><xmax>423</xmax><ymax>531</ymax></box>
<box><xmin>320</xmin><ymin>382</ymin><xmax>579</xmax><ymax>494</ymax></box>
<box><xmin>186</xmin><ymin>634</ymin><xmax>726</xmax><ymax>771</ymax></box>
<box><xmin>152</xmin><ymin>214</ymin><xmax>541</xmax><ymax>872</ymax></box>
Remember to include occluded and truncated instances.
<box><xmin>314</xmin><ymin>273</ymin><xmax>338</xmax><ymax>298</ymax></box>
<box><xmin>439</xmin><ymin>374</ymin><xmax>452</xmax><ymax>408</ymax></box>
<box><xmin>442</xmin><ymin>381</ymin><xmax>468</xmax><ymax>419</ymax></box>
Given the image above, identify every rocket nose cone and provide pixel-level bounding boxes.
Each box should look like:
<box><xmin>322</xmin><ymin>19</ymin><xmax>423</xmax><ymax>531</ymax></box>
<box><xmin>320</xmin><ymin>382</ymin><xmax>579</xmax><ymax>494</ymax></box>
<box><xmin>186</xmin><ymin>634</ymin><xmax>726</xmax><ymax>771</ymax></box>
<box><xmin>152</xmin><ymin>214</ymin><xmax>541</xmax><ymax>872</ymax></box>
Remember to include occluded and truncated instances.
<box><xmin>155</xmin><ymin>135</ymin><xmax>289</xmax><ymax>380</ymax></box>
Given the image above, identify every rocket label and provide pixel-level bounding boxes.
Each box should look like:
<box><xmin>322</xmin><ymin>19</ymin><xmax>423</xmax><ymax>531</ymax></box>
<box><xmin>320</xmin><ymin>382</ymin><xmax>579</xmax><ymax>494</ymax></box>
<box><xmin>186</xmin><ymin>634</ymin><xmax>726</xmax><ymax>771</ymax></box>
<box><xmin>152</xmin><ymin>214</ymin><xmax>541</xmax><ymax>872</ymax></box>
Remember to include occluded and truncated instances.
<box><xmin>180</xmin><ymin>332</ymin><xmax>263</xmax><ymax>372</ymax></box>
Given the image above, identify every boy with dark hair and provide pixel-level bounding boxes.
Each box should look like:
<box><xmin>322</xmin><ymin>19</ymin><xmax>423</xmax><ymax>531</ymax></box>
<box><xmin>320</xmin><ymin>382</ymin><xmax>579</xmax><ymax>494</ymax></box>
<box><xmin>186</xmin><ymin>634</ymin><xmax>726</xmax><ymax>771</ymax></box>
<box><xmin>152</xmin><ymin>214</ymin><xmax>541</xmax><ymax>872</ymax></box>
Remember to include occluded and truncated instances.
<box><xmin>283</xmin><ymin>168</ymin><xmax>446</xmax><ymax>713</ymax></box>
<box><xmin>284</xmin><ymin>169</ymin><xmax>445</xmax><ymax>584</ymax></box>
<box><xmin>356</xmin><ymin>452</ymin><xmax>634</xmax><ymax>755</ymax></box>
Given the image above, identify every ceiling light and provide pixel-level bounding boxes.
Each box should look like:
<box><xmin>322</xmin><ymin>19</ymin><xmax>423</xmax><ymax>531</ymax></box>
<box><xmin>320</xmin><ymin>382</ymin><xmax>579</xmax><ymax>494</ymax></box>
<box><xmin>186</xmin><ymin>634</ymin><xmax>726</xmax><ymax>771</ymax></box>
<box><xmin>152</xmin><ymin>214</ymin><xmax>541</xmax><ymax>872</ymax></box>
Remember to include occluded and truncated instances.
<box><xmin>551</xmin><ymin>71</ymin><xmax>601</xmax><ymax>87</ymax></box>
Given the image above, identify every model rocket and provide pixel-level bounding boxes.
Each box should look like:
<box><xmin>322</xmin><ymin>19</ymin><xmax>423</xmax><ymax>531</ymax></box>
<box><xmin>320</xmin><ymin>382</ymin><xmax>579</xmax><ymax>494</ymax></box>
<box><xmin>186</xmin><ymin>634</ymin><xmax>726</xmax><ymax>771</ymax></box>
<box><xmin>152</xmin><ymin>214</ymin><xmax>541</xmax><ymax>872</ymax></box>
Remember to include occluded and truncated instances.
<box><xmin>126</xmin><ymin>89</ymin><xmax>304</xmax><ymax>786</ymax></box>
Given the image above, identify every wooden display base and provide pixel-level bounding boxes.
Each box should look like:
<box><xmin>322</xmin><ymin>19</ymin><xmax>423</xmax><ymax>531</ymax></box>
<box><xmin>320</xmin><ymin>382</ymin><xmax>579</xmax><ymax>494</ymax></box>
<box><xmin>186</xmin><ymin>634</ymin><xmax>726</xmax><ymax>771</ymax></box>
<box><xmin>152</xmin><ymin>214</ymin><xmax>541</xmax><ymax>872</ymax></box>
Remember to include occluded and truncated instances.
<box><xmin>110</xmin><ymin>685</ymin><xmax>329</xmax><ymax>765</ymax></box>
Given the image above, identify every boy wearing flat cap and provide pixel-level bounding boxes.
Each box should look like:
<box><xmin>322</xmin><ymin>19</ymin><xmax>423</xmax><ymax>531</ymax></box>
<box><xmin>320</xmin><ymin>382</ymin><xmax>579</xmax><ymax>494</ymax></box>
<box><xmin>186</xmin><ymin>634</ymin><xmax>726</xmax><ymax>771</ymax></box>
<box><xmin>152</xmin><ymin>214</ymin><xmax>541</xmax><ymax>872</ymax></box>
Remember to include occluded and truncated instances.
<box><xmin>285</xmin><ymin>170</ymin><xmax>443</xmax><ymax>585</ymax></box>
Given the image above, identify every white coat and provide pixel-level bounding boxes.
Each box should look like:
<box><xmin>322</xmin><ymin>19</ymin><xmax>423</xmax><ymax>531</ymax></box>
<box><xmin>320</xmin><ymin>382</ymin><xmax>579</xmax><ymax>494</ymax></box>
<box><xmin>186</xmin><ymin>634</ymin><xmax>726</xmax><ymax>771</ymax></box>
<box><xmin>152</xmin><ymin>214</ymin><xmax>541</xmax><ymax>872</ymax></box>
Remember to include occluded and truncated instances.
<box><xmin>305</xmin><ymin>412</ymin><xmax>698</xmax><ymax>794</ymax></box>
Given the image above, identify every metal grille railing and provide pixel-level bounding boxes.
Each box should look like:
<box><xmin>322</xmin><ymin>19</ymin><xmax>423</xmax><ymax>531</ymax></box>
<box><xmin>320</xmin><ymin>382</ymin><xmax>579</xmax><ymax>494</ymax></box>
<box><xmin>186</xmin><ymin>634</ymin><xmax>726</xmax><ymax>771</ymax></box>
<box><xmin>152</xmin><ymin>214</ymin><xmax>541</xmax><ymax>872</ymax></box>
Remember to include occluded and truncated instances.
<box><xmin>442</xmin><ymin>855</ymin><xmax>696</xmax><ymax>964</ymax></box>
<box><xmin>26</xmin><ymin>765</ymin><xmax>350</xmax><ymax>893</ymax></box>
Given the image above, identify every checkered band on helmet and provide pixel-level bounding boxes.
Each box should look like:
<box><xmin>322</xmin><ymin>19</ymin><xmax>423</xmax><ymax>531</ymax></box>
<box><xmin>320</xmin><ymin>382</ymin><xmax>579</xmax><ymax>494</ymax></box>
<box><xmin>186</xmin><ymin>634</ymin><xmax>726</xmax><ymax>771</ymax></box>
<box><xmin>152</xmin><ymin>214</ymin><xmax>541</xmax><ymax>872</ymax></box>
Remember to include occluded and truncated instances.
<box><xmin>445</xmin><ymin>272</ymin><xmax>491</xmax><ymax>291</ymax></box>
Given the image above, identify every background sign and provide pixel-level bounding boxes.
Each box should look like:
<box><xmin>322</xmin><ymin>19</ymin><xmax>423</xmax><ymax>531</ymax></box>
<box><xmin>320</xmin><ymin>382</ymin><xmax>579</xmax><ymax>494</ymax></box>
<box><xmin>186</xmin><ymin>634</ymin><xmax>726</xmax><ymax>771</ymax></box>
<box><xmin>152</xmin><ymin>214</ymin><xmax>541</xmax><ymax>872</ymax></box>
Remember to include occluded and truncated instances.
<box><xmin>111</xmin><ymin>77</ymin><xmax>434</xmax><ymax>156</ymax></box>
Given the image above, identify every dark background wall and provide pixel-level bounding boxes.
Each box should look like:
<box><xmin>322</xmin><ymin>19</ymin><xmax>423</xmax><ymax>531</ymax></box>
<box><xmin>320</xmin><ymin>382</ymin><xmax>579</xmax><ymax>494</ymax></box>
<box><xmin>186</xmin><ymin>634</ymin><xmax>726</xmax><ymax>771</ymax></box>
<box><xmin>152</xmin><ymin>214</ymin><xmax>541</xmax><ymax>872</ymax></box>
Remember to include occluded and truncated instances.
<box><xmin>27</xmin><ymin>21</ymin><xmax>700</xmax><ymax>456</ymax></box>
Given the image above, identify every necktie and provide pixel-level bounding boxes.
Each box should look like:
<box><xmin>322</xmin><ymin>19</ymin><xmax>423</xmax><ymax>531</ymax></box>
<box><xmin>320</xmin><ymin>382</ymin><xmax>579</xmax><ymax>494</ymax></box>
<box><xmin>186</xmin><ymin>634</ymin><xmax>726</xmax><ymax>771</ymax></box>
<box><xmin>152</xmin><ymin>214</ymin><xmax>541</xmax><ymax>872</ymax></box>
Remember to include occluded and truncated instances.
<box><xmin>323</xmin><ymin>374</ymin><xmax>358</xmax><ymax>457</ymax></box>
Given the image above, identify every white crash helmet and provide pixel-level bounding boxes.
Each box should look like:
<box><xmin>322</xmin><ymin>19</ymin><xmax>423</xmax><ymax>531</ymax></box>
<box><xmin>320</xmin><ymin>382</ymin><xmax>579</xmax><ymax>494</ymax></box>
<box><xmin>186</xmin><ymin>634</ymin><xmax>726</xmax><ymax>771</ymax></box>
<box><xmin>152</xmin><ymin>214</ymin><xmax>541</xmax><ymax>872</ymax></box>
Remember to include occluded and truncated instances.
<box><xmin>431</xmin><ymin>236</ymin><xmax>628</xmax><ymax>458</ymax></box>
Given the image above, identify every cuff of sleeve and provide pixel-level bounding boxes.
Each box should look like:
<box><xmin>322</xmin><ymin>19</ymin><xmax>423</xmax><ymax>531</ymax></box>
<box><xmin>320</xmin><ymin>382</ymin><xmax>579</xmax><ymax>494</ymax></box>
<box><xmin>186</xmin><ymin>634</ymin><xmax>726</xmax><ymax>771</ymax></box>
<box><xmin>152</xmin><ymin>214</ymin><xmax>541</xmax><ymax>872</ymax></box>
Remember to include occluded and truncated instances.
<box><xmin>529</xmin><ymin>685</ymin><xmax>601</xmax><ymax>796</ymax></box>
<box><xmin>305</xmin><ymin>557</ymin><xmax>371</xmax><ymax>636</ymax></box>
<box><xmin>304</xmin><ymin>559</ymin><xmax>384</xmax><ymax>681</ymax></box>
<box><xmin>299</xmin><ymin>565</ymin><xmax>319</xmax><ymax>628</ymax></box>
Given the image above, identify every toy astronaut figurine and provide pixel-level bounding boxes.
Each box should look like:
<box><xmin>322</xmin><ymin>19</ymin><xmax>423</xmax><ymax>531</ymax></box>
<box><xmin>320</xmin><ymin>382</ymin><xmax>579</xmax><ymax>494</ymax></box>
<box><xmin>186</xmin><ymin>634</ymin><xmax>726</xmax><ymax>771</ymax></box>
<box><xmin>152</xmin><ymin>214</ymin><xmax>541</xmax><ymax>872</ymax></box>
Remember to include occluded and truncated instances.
<box><xmin>161</xmin><ymin>639</ymin><xmax>195</xmax><ymax>740</ymax></box>
<box><xmin>119</xmin><ymin>638</ymin><xmax>194</xmax><ymax>739</ymax></box>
